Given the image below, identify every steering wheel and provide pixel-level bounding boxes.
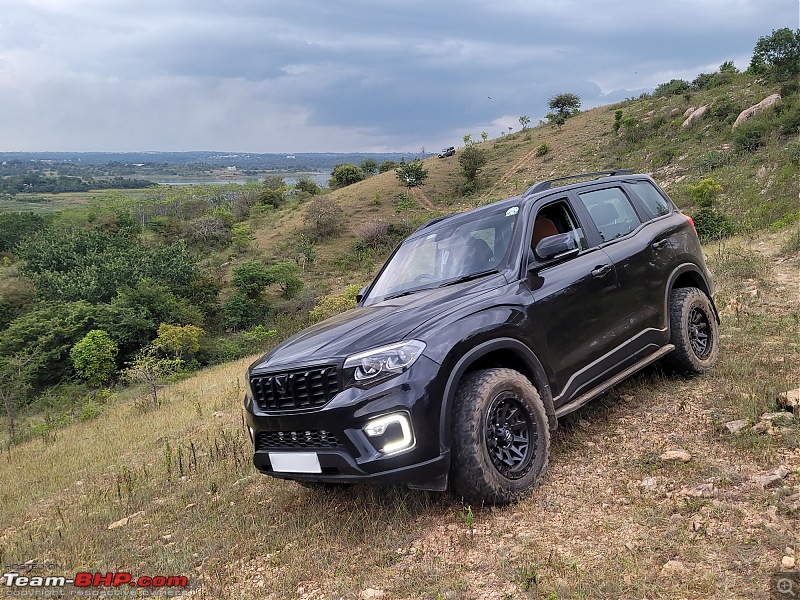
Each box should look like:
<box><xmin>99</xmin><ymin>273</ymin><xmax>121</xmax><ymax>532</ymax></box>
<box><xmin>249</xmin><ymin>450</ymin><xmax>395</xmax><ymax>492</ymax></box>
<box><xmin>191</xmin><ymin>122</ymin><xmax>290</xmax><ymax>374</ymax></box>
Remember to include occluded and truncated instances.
<box><xmin>412</xmin><ymin>274</ymin><xmax>435</xmax><ymax>285</ymax></box>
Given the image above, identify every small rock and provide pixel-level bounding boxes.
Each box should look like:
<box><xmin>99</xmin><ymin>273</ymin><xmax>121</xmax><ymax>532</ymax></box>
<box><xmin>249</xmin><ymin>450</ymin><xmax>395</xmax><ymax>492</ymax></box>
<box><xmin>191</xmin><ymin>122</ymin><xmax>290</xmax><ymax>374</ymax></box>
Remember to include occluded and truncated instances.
<box><xmin>778</xmin><ymin>388</ymin><xmax>800</xmax><ymax>413</ymax></box>
<box><xmin>107</xmin><ymin>510</ymin><xmax>144</xmax><ymax>530</ymax></box>
<box><xmin>725</xmin><ymin>420</ymin><xmax>749</xmax><ymax>434</ymax></box>
<box><xmin>783</xmin><ymin>556</ymin><xmax>796</xmax><ymax>569</ymax></box>
<box><xmin>360</xmin><ymin>589</ymin><xmax>385</xmax><ymax>599</ymax></box>
<box><xmin>661</xmin><ymin>560</ymin><xmax>688</xmax><ymax>576</ymax></box>
<box><xmin>679</xmin><ymin>482</ymin><xmax>716</xmax><ymax>498</ymax></box>
<box><xmin>751</xmin><ymin>421</ymin><xmax>771</xmax><ymax>435</ymax></box>
<box><xmin>660</xmin><ymin>449</ymin><xmax>692</xmax><ymax>463</ymax></box>
<box><xmin>640</xmin><ymin>477</ymin><xmax>659</xmax><ymax>491</ymax></box>
<box><xmin>212</xmin><ymin>411</ymin><xmax>226</xmax><ymax>418</ymax></box>
<box><xmin>752</xmin><ymin>466</ymin><xmax>791</xmax><ymax>489</ymax></box>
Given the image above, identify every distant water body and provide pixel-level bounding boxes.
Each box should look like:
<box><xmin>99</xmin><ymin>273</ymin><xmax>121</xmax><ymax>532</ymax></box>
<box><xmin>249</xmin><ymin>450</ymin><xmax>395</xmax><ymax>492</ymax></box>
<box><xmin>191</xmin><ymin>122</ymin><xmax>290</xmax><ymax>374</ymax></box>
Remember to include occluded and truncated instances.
<box><xmin>152</xmin><ymin>173</ymin><xmax>329</xmax><ymax>187</ymax></box>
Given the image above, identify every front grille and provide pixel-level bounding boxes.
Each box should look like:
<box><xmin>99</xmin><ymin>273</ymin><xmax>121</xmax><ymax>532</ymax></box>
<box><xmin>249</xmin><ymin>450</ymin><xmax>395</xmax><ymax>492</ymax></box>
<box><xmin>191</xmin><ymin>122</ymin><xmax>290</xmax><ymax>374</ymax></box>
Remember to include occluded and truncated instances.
<box><xmin>255</xmin><ymin>430</ymin><xmax>342</xmax><ymax>451</ymax></box>
<box><xmin>251</xmin><ymin>366</ymin><xmax>339</xmax><ymax>412</ymax></box>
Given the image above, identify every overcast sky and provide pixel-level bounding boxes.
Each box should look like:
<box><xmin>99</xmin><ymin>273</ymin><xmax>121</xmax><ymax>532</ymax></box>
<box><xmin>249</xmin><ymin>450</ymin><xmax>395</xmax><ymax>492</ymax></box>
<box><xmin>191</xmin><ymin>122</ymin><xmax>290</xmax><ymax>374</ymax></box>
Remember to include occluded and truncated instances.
<box><xmin>1</xmin><ymin>0</ymin><xmax>797</xmax><ymax>153</ymax></box>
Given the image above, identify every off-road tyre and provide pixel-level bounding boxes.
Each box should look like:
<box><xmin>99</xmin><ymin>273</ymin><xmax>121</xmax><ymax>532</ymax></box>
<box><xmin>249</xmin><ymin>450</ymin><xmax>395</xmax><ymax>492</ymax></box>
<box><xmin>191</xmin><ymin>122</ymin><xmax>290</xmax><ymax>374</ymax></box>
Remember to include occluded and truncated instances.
<box><xmin>663</xmin><ymin>287</ymin><xmax>719</xmax><ymax>374</ymax></box>
<box><xmin>450</xmin><ymin>368</ymin><xmax>550</xmax><ymax>505</ymax></box>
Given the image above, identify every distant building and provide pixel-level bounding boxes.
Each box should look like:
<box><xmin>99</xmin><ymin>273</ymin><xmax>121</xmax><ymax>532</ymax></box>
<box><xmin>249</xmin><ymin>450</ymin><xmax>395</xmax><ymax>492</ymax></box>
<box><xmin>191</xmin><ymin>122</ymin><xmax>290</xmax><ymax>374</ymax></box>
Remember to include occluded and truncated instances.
<box><xmin>226</xmin><ymin>166</ymin><xmax>237</xmax><ymax>171</ymax></box>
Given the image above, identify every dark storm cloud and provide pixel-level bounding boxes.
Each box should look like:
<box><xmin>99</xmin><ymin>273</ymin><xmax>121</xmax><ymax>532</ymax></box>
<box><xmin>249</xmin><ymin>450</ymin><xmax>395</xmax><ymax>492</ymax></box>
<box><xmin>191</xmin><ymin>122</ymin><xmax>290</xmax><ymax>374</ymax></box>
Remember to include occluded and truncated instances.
<box><xmin>0</xmin><ymin>0</ymin><xmax>796</xmax><ymax>151</ymax></box>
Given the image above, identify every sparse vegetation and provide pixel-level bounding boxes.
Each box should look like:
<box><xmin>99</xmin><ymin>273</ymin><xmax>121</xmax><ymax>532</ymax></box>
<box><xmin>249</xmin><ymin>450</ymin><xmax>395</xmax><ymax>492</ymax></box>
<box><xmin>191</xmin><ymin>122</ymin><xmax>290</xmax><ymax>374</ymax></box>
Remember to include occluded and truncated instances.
<box><xmin>1</xmin><ymin>29</ymin><xmax>799</xmax><ymax>599</ymax></box>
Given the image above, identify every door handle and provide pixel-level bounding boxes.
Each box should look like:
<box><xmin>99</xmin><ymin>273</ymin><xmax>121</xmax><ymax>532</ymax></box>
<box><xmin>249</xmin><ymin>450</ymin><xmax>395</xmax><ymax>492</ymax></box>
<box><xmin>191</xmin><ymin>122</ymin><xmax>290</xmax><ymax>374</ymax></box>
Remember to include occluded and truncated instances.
<box><xmin>591</xmin><ymin>264</ymin><xmax>612</xmax><ymax>277</ymax></box>
<box><xmin>652</xmin><ymin>239</ymin><xmax>668</xmax><ymax>249</ymax></box>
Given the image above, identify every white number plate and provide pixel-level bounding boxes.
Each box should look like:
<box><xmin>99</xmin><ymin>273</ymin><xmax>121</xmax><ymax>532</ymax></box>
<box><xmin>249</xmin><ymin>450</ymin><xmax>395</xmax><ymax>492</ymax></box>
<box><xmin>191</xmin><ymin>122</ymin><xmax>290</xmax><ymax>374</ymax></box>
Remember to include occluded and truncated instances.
<box><xmin>269</xmin><ymin>452</ymin><xmax>322</xmax><ymax>474</ymax></box>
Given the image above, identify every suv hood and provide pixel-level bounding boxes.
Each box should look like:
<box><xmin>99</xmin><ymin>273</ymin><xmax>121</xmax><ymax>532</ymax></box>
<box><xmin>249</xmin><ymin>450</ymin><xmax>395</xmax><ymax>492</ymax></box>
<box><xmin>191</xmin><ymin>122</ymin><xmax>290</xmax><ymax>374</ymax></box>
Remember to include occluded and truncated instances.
<box><xmin>250</xmin><ymin>275</ymin><xmax>504</xmax><ymax>373</ymax></box>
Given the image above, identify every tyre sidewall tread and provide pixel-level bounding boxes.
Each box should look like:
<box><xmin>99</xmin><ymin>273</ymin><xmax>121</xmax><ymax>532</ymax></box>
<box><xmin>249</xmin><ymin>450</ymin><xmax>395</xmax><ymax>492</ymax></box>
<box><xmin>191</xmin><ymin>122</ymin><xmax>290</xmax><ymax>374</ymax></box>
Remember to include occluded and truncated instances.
<box><xmin>665</xmin><ymin>287</ymin><xmax>720</xmax><ymax>374</ymax></box>
<box><xmin>450</xmin><ymin>368</ymin><xmax>550</xmax><ymax>505</ymax></box>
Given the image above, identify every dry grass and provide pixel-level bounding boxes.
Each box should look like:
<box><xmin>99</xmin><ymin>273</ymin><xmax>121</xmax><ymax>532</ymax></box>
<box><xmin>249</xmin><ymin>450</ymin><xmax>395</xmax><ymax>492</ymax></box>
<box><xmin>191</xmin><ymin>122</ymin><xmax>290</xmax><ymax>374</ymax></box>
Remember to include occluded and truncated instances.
<box><xmin>1</xmin><ymin>230</ymin><xmax>797</xmax><ymax>599</ymax></box>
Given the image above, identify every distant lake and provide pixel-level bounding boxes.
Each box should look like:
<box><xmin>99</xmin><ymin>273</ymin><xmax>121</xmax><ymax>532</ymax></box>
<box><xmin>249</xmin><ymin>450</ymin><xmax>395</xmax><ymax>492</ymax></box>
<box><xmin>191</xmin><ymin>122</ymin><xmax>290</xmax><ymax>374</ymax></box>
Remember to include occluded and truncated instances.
<box><xmin>152</xmin><ymin>173</ymin><xmax>329</xmax><ymax>187</ymax></box>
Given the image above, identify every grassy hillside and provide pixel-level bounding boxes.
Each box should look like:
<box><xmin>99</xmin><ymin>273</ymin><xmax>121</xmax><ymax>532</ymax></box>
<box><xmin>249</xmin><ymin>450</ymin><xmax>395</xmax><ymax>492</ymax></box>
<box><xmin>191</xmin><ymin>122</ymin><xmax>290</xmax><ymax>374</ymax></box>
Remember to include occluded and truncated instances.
<box><xmin>254</xmin><ymin>71</ymin><xmax>797</xmax><ymax>299</ymax></box>
<box><xmin>1</xmin><ymin>67</ymin><xmax>799</xmax><ymax>598</ymax></box>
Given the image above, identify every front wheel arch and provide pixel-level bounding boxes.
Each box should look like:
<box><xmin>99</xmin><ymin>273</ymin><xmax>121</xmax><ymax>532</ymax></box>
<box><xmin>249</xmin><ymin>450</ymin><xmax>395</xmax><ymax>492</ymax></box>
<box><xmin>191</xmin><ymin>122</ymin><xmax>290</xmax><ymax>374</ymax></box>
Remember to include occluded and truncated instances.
<box><xmin>438</xmin><ymin>338</ymin><xmax>556</xmax><ymax>455</ymax></box>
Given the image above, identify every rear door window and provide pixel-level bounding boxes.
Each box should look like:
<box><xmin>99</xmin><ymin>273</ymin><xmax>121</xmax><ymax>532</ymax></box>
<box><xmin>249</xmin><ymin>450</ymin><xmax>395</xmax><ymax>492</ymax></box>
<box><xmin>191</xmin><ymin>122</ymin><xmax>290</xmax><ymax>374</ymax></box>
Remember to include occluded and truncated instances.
<box><xmin>577</xmin><ymin>187</ymin><xmax>641</xmax><ymax>242</ymax></box>
<box><xmin>627</xmin><ymin>180</ymin><xmax>672</xmax><ymax>220</ymax></box>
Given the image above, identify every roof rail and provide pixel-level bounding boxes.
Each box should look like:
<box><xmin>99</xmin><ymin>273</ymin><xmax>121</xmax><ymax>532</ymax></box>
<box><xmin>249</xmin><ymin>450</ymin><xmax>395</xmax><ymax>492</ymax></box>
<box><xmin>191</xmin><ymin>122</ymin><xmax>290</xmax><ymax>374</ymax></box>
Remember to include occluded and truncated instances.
<box><xmin>523</xmin><ymin>169</ymin><xmax>634</xmax><ymax>196</ymax></box>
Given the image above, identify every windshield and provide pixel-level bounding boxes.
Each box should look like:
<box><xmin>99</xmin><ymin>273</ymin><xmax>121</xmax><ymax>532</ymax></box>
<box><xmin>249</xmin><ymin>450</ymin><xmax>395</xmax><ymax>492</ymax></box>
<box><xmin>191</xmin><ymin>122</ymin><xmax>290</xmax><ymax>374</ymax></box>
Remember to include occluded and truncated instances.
<box><xmin>366</xmin><ymin>205</ymin><xmax>519</xmax><ymax>301</ymax></box>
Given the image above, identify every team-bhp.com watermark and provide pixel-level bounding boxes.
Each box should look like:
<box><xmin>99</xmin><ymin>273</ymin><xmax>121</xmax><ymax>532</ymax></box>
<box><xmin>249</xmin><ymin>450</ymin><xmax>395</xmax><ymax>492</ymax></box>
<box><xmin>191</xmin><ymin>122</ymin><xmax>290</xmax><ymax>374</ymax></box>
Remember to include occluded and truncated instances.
<box><xmin>2</xmin><ymin>566</ymin><xmax>189</xmax><ymax>597</ymax></box>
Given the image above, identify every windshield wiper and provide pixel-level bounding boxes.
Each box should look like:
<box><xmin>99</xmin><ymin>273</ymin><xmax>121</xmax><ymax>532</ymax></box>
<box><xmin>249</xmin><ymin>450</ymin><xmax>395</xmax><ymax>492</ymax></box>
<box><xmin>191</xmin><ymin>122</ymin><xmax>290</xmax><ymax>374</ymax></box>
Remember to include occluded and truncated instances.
<box><xmin>383</xmin><ymin>287</ymin><xmax>433</xmax><ymax>300</ymax></box>
<box><xmin>439</xmin><ymin>269</ymin><xmax>498</xmax><ymax>287</ymax></box>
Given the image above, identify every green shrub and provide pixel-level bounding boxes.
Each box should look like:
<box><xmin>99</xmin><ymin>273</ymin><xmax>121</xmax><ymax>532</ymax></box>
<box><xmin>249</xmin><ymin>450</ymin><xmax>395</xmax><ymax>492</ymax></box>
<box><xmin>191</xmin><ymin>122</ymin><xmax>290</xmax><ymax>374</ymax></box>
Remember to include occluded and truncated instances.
<box><xmin>693</xmin><ymin>207</ymin><xmax>736</xmax><ymax>241</ymax></box>
<box><xmin>308</xmin><ymin>286</ymin><xmax>360</xmax><ymax>324</ymax></box>
<box><xmin>535</xmin><ymin>143</ymin><xmax>549</xmax><ymax>157</ymax></box>
<box><xmin>688</xmin><ymin>178</ymin><xmax>722</xmax><ymax>208</ymax></box>
<box><xmin>695</xmin><ymin>151</ymin><xmax>731</xmax><ymax>174</ymax></box>
<box><xmin>787</xmin><ymin>139</ymin><xmax>800</xmax><ymax>164</ymax></box>
<box><xmin>653</xmin><ymin>79</ymin><xmax>691</xmax><ymax>98</ymax></box>
<box><xmin>70</xmin><ymin>329</ymin><xmax>119</xmax><ymax>387</ymax></box>
<box><xmin>710</xmin><ymin>96</ymin><xmax>741</xmax><ymax>122</ymax></box>
<box><xmin>733</xmin><ymin>119</ymin><xmax>770</xmax><ymax>152</ymax></box>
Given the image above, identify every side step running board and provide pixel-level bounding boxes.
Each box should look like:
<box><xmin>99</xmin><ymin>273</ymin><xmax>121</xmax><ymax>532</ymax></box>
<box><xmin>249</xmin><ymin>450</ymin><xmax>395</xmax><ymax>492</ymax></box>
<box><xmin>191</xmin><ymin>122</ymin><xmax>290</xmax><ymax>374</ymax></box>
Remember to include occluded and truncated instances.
<box><xmin>554</xmin><ymin>344</ymin><xmax>675</xmax><ymax>418</ymax></box>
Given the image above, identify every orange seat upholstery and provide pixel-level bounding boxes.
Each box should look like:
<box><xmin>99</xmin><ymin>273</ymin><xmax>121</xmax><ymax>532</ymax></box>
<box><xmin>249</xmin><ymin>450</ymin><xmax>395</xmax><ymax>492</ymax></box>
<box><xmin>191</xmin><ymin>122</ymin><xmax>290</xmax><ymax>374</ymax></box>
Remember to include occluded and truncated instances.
<box><xmin>532</xmin><ymin>216</ymin><xmax>558</xmax><ymax>247</ymax></box>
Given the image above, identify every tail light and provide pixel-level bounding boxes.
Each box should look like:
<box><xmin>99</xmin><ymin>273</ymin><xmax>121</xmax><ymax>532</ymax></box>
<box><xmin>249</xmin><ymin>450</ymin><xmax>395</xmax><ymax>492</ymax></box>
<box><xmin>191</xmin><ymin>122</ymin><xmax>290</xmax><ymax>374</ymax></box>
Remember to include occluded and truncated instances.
<box><xmin>685</xmin><ymin>214</ymin><xmax>697</xmax><ymax>235</ymax></box>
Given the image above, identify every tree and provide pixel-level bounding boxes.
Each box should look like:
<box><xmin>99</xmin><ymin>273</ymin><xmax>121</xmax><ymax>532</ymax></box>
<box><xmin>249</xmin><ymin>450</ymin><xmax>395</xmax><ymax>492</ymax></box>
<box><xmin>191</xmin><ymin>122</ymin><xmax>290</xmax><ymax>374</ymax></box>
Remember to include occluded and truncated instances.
<box><xmin>395</xmin><ymin>160</ymin><xmax>429</xmax><ymax>188</ymax></box>
<box><xmin>70</xmin><ymin>329</ymin><xmax>119</xmax><ymax>387</ymax></box>
<box><xmin>0</xmin><ymin>353</ymin><xmax>35</xmax><ymax>444</ymax></box>
<box><xmin>329</xmin><ymin>164</ymin><xmax>365</xmax><ymax>189</ymax></box>
<box><xmin>458</xmin><ymin>145</ymin><xmax>488</xmax><ymax>183</ymax></box>
<box><xmin>719</xmin><ymin>60</ymin><xmax>739</xmax><ymax>73</ymax></box>
<box><xmin>232</xmin><ymin>261</ymin><xmax>271</xmax><ymax>299</ymax></box>
<box><xmin>265</xmin><ymin>262</ymin><xmax>303</xmax><ymax>299</ymax></box>
<box><xmin>481</xmin><ymin>131</ymin><xmax>488</xmax><ymax>142</ymax></box>
<box><xmin>153</xmin><ymin>323</ymin><xmax>205</xmax><ymax>361</ymax></box>
<box><xmin>122</xmin><ymin>346</ymin><xmax>182</xmax><ymax>408</ymax></box>
<box><xmin>748</xmin><ymin>27</ymin><xmax>800</xmax><ymax>81</ymax></box>
<box><xmin>547</xmin><ymin>93</ymin><xmax>581</xmax><ymax>125</ymax></box>
<box><xmin>463</xmin><ymin>134</ymin><xmax>472</xmax><ymax>146</ymax></box>
<box><xmin>360</xmin><ymin>158</ymin><xmax>378</xmax><ymax>176</ymax></box>
<box><xmin>222</xmin><ymin>292</ymin><xmax>262</xmax><ymax>332</ymax></box>
<box><xmin>261</xmin><ymin>175</ymin><xmax>286</xmax><ymax>190</ymax></box>
<box><xmin>304</xmin><ymin>197</ymin><xmax>345</xmax><ymax>238</ymax></box>
<box><xmin>378</xmin><ymin>160</ymin><xmax>399</xmax><ymax>173</ymax></box>
<box><xmin>653</xmin><ymin>79</ymin><xmax>691</xmax><ymax>98</ymax></box>
<box><xmin>0</xmin><ymin>213</ymin><xmax>47</xmax><ymax>252</ymax></box>
<box><xmin>294</xmin><ymin>176</ymin><xmax>320</xmax><ymax>196</ymax></box>
<box><xmin>258</xmin><ymin>187</ymin><xmax>285</xmax><ymax>208</ymax></box>
<box><xmin>231</xmin><ymin>223</ymin><xmax>253</xmax><ymax>253</ymax></box>
<box><xmin>519</xmin><ymin>115</ymin><xmax>531</xmax><ymax>130</ymax></box>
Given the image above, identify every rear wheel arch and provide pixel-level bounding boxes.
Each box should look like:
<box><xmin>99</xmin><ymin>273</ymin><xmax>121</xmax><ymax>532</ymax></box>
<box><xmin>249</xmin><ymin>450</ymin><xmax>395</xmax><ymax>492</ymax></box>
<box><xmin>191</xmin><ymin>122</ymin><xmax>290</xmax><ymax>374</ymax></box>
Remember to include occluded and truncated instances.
<box><xmin>665</xmin><ymin>265</ymin><xmax>718</xmax><ymax>323</ymax></box>
<box><xmin>439</xmin><ymin>338</ymin><xmax>556</xmax><ymax>453</ymax></box>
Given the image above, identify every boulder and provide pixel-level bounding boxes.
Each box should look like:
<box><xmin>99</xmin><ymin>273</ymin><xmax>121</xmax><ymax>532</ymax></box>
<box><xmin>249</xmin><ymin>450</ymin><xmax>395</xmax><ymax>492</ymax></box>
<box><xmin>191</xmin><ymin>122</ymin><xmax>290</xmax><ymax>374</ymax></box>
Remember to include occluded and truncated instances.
<box><xmin>682</xmin><ymin>105</ymin><xmax>708</xmax><ymax>127</ymax></box>
<box><xmin>732</xmin><ymin>94</ymin><xmax>781</xmax><ymax>128</ymax></box>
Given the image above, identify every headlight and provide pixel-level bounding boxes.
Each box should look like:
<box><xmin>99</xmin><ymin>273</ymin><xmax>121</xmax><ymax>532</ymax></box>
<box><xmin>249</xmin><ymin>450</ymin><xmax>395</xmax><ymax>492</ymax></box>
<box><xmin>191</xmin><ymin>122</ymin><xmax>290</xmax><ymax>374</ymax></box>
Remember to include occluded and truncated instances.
<box><xmin>343</xmin><ymin>340</ymin><xmax>426</xmax><ymax>388</ymax></box>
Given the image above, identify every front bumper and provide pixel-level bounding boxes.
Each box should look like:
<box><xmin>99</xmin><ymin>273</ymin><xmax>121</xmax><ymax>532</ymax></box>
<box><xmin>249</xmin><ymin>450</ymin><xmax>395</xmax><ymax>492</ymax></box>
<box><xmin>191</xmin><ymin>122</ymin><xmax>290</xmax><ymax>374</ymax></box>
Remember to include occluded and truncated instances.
<box><xmin>244</xmin><ymin>355</ymin><xmax>450</xmax><ymax>490</ymax></box>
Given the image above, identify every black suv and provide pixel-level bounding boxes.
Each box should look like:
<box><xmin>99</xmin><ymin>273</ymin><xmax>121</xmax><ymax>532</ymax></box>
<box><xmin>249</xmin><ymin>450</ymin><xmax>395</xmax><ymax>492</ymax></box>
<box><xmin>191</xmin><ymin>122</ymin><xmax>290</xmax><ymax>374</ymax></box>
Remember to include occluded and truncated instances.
<box><xmin>243</xmin><ymin>170</ymin><xmax>720</xmax><ymax>504</ymax></box>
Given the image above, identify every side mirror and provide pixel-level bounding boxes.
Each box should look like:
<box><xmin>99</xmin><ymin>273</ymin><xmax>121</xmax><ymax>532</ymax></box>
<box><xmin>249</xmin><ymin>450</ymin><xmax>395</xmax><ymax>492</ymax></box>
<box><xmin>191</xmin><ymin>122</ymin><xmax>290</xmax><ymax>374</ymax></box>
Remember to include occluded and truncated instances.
<box><xmin>534</xmin><ymin>233</ymin><xmax>578</xmax><ymax>261</ymax></box>
<box><xmin>356</xmin><ymin>285</ymin><xmax>369</xmax><ymax>304</ymax></box>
